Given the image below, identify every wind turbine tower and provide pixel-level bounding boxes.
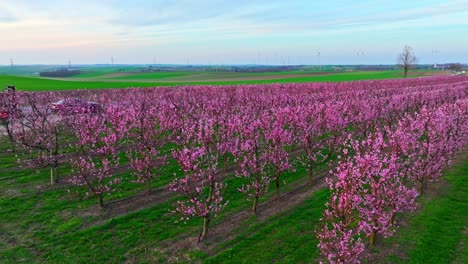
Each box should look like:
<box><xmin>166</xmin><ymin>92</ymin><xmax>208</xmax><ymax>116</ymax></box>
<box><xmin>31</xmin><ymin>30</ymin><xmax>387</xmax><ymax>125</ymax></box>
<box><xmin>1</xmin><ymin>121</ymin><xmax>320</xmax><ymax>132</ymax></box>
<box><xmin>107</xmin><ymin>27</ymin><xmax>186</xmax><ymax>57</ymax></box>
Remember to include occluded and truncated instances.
<box><xmin>317</xmin><ymin>51</ymin><xmax>321</xmax><ymax>71</ymax></box>
<box><xmin>432</xmin><ymin>49</ymin><xmax>439</xmax><ymax>69</ymax></box>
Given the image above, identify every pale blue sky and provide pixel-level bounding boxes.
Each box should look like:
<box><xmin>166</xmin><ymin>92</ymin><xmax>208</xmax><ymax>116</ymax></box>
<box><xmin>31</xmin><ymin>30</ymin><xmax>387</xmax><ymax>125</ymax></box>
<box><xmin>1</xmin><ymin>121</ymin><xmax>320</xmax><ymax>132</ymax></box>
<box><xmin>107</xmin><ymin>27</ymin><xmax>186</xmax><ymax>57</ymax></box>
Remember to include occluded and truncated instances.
<box><xmin>1</xmin><ymin>0</ymin><xmax>467</xmax><ymax>65</ymax></box>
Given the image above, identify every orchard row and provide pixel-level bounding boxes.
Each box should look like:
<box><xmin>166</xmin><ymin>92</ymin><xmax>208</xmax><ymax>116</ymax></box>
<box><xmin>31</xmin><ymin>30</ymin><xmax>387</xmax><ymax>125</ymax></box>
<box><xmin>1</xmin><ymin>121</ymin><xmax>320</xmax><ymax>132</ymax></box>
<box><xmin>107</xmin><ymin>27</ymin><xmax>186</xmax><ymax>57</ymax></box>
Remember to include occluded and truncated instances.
<box><xmin>318</xmin><ymin>98</ymin><xmax>467</xmax><ymax>263</ymax></box>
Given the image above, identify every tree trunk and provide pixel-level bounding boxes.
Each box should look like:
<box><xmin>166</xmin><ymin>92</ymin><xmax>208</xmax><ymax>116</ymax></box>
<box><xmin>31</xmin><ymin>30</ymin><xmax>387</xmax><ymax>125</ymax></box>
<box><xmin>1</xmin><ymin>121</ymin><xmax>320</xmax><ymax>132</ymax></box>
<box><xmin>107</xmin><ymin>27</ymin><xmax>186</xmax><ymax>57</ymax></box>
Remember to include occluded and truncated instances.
<box><xmin>50</xmin><ymin>167</ymin><xmax>57</xmax><ymax>185</ymax></box>
<box><xmin>2</xmin><ymin>122</ymin><xmax>15</xmax><ymax>152</ymax></box>
<box><xmin>7</xmin><ymin>133</ymin><xmax>15</xmax><ymax>152</ymax></box>
<box><xmin>97</xmin><ymin>194</ymin><xmax>104</xmax><ymax>209</ymax></box>
<box><xmin>199</xmin><ymin>215</ymin><xmax>210</xmax><ymax>242</ymax></box>
<box><xmin>146</xmin><ymin>179</ymin><xmax>151</xmax><ymax>195</ymax></box>
<box><xmin>309</xmin><ymin>169</ymin><xmax>317</xmax><ymax>184</ymax></box>
<box><xmin>369</xmin><ymin>231</ymin><xmax>377</xmax><ymax>246</ymax></box>
<box><xmin>419</xmin><ymin>180</ymin><xmax>425</xmax><ymax>195</ymax></box>
<box><xmin>275</xmin><ymin>178</ymin><xmax>280</xmax><ymax>198</ymax></box>
<box><xmin>252</xmin><ymin>196</ymin><xmax>259</xmax><ymax>214</ymax></box>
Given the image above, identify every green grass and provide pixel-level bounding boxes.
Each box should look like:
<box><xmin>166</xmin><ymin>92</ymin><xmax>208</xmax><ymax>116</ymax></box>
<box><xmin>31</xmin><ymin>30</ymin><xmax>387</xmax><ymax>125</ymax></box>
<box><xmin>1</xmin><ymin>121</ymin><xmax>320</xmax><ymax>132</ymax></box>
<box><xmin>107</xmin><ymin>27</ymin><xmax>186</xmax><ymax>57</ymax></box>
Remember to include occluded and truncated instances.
<box><xmin>105</xmin><ymin>70</ymin><xmax>320</xmax><ymax>81</ymax></box>
<box><xmin>0</xmin><ymin>75</ymin><xmax>162</xmax><ymax>91</ymax></box>
<box><xmin>74</xmin><ymin>70</ymin><xmax>405</xmax><ymax>82</ymax></box>
<box><xmin>1</xmin><ymin>70</ymin><xmax>426</xmax><ymax>91</ymax></box>
<box><xmin>202</xmin><ymin>189</ymin><xmax>329</xmax><ymax>264</ymax></box>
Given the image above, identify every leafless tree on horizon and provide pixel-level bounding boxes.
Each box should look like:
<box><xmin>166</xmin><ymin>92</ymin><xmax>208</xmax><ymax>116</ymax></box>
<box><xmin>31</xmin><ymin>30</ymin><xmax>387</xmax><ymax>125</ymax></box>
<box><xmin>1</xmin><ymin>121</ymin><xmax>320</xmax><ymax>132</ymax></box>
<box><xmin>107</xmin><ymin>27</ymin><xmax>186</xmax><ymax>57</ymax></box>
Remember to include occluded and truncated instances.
<box><xmin>398</xmin><ymin>45</ymin><xmax>417</xmax><ymax>78</ymax></box>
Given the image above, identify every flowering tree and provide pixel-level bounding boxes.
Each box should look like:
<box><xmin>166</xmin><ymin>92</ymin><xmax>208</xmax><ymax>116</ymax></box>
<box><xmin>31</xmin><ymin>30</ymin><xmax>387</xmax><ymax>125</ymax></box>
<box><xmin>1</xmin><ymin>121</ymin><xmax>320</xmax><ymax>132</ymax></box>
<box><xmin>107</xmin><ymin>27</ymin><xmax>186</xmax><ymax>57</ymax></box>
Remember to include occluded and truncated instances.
<box><xmin>317</xmin><ymin>146</ymin><xmax>365</xmax><ymax>264</ymax></box>
<box><xmin>13</xmin><ymin>92</ymin><xmax>64</xmax><ymax>185</ymax></box>
<box><xmin>126</xmin><ymin>95</ymin><xmax>171</xmax><ymax>194</ymax></box>
<box><xmin>318</xmin><ymin>130</ymin><xmax>417</xmax><ymax>263</ymax></box>
<box><xmin>230</xmin><ymin>114</ymin><xmax>273</xmax><ymax>213</ymax></box>
<box><xmin>171</xmin><ymin>118</ymin><xmax>228</xmax><ymax>242</ymax></box>
<box><xmin>69</xmin><ymin>104</ymin><xmax>132</xmax><ymax>208</ymax></box>
<box><xmin>351</xmin><ymin>133</ymin><xmax>418</xmax><ymax>246</ymax></box>
<box><xmin>171</xmin><ymin>147</ymin><xmax>227</xmax><ymax>242</ymax></box>
<box><xmin>390</xmin><ymin>106</ymin><xmax>464</xmax><ymax>194</ymax></box>
<box><xmin>264</xmin><ymin>109</ymin><xmax>294</xmax><ymax>196</ymax></box>
<box><xmin>71</xmin><ymin>155</ymin><xmax>122</xmax><ymax>208</ymax></box>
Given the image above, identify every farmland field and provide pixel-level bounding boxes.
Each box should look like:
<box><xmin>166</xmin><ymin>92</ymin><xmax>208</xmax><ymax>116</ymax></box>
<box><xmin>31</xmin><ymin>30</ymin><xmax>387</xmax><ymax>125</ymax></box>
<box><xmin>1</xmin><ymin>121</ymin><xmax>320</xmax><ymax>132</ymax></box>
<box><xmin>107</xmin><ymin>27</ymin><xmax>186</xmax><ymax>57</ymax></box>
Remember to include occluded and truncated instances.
<box><xmin>0</xmin><ymin>69</ymin><xmax>450</xmax><ymax>91</ymax></box>
<box><xmin>1</xmin><ymin>76</ymin><xmax>467</xmax><ymax>263</ymax></box>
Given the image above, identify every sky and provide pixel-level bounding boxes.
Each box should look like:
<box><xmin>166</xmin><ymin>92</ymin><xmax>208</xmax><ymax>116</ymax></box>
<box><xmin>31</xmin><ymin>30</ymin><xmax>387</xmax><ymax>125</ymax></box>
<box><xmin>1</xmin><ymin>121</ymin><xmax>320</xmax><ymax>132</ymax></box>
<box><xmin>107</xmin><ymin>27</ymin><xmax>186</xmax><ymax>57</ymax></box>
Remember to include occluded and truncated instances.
<box><xmin>1</xmin><ymin>0</ymin><xmax>468</xmax><ymax>65</ymax></box>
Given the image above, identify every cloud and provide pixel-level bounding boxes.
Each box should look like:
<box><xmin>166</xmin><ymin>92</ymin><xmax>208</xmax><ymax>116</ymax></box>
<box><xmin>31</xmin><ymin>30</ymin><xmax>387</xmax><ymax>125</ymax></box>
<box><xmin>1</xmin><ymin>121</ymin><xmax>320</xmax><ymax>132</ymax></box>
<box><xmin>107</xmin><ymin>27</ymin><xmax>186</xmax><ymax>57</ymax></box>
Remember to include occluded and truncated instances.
<box><xmin>105</xmin><ymin>0</ymin><xmax>274</xmax><ymax>27</ymax></box>
<box><xmin>230</xmin><ymin>0</ymin><xmax>468</xmax><ymax>36</ymax></box>
<box><xmin>332</xmin><ymin>1</ymin><xmax>468</xmax><ymax>28</ymax></box>
<box><xmin>6</xmin><ymin>0</ymin><xmax>465</xmax><ymax>38</ymax></box>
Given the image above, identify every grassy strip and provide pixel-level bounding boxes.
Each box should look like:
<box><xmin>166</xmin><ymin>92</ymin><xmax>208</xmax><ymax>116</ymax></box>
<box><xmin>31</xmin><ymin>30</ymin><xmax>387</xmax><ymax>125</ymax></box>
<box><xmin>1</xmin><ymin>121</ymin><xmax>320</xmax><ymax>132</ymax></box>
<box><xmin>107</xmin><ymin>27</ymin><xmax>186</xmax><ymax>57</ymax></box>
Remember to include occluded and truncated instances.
<box><xmin>201</xmin><ymin>189</ymin><xmax>328</xmax><ymax>264</ymax></box>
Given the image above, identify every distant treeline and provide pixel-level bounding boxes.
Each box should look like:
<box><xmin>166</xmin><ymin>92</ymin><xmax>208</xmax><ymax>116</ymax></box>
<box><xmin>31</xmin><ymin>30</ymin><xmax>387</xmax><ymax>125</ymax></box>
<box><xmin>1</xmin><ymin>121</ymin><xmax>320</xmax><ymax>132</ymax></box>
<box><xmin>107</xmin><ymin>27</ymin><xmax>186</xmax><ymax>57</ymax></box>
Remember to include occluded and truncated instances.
<box><xmin>231</xmin><ymin>66</ymin><xmax>300</xmax><ymax>72</ymax></box>
<box><xmin>40</xmin><ymin>68</ymin><xmax>81</xmax><ymax>77</ymax></box>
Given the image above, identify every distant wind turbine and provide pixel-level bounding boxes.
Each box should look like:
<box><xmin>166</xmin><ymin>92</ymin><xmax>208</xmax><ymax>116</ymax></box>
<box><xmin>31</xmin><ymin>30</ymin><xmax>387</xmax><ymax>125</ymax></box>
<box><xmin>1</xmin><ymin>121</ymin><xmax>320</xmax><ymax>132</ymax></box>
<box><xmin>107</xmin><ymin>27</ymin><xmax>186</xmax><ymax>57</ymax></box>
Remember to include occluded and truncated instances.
<box><xmin>317</xmin><ymin>51</ymin><xmax>321</xmax><ymax>71</ymax></box>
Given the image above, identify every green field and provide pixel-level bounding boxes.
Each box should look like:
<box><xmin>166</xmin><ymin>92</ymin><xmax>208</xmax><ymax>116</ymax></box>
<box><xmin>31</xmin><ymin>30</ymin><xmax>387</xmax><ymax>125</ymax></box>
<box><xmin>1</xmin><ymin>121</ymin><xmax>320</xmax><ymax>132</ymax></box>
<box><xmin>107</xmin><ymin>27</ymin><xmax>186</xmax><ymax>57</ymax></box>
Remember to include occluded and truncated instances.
<box><xmin>105</xmin><ymin>71</ymin><xmax>195</xmax><ymax>80</ymax></box>
<box><xmin>0</xmin><ymin>70</ymin><xmax>437</xmax><ymax>91</ymax></box>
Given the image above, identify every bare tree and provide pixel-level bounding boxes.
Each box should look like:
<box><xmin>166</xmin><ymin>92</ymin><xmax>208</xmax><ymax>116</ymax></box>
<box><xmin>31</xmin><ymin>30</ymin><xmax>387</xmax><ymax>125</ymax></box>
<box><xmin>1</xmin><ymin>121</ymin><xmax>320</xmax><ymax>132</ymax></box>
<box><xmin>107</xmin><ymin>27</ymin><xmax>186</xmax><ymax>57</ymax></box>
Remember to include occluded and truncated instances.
<box><xmin>398</xmin><ymin>46</ymin><xmax>417</xmax><ymax>78</ymax></box>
